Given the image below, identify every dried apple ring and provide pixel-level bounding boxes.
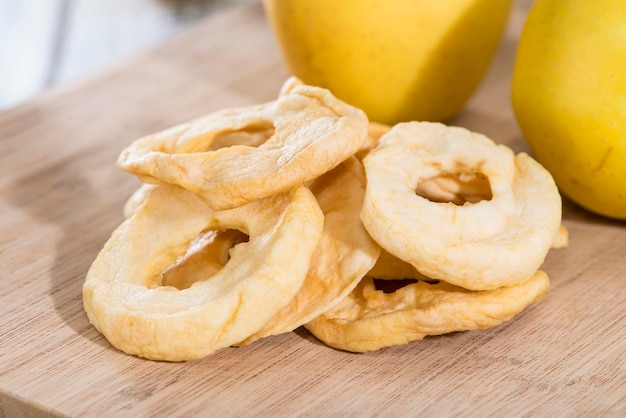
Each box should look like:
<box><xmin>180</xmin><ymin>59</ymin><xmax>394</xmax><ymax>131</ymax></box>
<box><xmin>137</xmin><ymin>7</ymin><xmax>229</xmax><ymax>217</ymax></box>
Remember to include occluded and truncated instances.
<box><xmin>305</xmin><ymin>269</ymin><xmax>550</xmax><ymax>353</ymax></box>
<box><xmin>117</xmin><ymin>80</ymin><xmax>369</xmax><ymax>210</ymax></box>
<box><xmin>83</xmin><ymin>184</ymin><xmax>324</xmax><ymax>361</ymax></box>
<box><xmin>361</xmin><ymin>122</ymin><xmax>562</xmax><ymax>290</ymax></box>
<box><xmin>239</xmin><ymin>157</ymin><xmax>380</xmax><ymax>345</ymax></box>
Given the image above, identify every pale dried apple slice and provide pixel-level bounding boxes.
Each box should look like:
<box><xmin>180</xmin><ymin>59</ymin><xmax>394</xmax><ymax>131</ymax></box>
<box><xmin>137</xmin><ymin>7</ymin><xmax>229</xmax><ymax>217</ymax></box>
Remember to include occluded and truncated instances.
<box><xmin>239</xmin><ymin>157</ymin><xmax>380</xmax><ymax>345</ymax></box>
<box><xmin>306</xmin><ymin>268</ymin><xmax>550</xmax><ymax>353</ymax></box>
<box><xmin>361</xmin><ymin>122</ymin><xmax>562</xmax><ymax>290</ymax></box>
<box><xmin>83</xmin><ymin>184</ymin><xmax>323</xmax><ymax>361</ymax></box>
<box><xmin>117</xmin><ymin>80</ymin><xmax>369</xmax><ymax>210</ymax></box>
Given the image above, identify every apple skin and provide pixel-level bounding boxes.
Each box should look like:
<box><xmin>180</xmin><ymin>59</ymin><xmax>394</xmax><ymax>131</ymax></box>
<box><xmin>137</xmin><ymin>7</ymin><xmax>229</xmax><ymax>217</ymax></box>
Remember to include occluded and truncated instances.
<box><xmin>512</xmin><ymin>0</ymin><xmax>626</xmax><ymax>220</ymax></box>
<box><xmin>263</xmin><ymin>0</ymin><xmax>512</xmax><ymax>125</ymax></box>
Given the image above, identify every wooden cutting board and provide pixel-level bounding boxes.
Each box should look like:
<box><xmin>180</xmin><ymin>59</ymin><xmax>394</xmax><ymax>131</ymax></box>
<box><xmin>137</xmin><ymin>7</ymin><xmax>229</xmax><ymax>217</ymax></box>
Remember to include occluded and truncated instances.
<box><xmin>1</xmin><ymin>1</ymin><xmax>624</xmax><ymax>416</ymax></box>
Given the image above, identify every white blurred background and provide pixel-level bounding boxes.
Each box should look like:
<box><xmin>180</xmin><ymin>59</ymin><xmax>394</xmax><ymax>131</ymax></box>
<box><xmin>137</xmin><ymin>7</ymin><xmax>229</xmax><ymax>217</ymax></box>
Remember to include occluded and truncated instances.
<box><xmin>0</xmin><ymin>0</ymin><xmax>255</xmax><ymax>110</ymax></box>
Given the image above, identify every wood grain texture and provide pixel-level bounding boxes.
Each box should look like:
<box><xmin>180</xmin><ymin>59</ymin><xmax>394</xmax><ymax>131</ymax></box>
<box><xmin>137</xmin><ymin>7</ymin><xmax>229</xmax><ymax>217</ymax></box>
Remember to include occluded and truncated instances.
<box><xmin>1</xmin><ymin>1</ymin><xmax>625</xmax><ymax>416</ymax></box>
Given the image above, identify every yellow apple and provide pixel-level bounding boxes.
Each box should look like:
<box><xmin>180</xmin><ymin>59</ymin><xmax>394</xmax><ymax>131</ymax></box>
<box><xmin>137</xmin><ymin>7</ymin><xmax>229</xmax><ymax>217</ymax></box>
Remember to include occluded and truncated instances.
<box><xmin>512</xmin><ymin>0</ymin><xmax>626</xmax><ymax>220</ymax></box>
<box><xmin>263</xmin><ymin>0</ymin><xmax>512</xmax><ymax>124</ymax></box>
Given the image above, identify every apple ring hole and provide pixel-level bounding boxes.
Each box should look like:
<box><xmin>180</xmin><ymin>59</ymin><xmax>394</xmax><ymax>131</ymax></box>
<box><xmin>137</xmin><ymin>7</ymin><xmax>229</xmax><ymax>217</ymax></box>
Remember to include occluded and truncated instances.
<box><xmin>161</xmin><ymin>228</ymin><xmax>249</xmax><ymax>290</ymax></box>
<box><xmin>207</xmin><ymin>121</ymin><xmax>276</xmax><ymax>151</ymax></box>
<box><xmin>415</xmin><ymin>171</ymin><xmax>492</xmax><ymax>205</ymax></box>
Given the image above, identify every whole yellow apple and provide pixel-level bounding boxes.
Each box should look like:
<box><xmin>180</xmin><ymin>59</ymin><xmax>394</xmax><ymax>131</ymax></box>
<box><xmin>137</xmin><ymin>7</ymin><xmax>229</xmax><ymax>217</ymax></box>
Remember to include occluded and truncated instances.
<box><xmin>263</xmin><ymin>0</ymin><xmax>512</xmax><ymax>124</ymax></box>
<box><xmin>512</xmin><ymin>0</ymin><xmax>626</xmax><ymax>220</ymax></box>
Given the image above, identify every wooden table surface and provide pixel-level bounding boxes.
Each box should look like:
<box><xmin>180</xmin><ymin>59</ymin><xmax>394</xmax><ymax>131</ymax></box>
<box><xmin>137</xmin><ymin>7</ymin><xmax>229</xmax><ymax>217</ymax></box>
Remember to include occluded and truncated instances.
<box><xmin>1</xmin><ymin>1</ymin><xmax>625</xmax><ymax>416</ymax></box>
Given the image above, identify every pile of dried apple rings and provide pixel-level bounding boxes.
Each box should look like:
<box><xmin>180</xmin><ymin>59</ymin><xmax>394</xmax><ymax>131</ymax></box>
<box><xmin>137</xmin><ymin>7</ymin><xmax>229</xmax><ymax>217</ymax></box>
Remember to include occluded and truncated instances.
<box><xmin>83</xmin><ymin>78</ymin><xmax>566</xmax><ymax>361</ymax></box>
